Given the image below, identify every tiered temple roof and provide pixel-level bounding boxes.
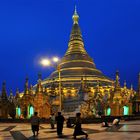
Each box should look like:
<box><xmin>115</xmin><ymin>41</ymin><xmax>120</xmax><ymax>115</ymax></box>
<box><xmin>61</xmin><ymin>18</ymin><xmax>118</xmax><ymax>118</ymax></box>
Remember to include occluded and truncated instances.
<box><xmin>42</xmin><ymin>7</ymin><xmax>113</xmax><ymax>88</ymax></box>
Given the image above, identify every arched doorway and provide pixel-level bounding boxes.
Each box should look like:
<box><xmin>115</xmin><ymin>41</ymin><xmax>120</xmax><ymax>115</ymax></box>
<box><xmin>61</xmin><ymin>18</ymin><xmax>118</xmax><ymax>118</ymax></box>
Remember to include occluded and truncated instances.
<box><xmin>28</xmin><ymin>105</ymin><xmax>34</xmax><ymax>118</ymax></box>
<box><xmin>123</xmin><ymin>106</ymin><xmax>129</xmax><ymax>115</ymax></box>
<box><xmin>16</xmin><ymin>106</ymin><xmax>21</xmax><ymax>118</ymax></box>
<box><xmin>106</xmin><ymin>107</ymin><xmax>111</xmax><ymax>116</ymax></box>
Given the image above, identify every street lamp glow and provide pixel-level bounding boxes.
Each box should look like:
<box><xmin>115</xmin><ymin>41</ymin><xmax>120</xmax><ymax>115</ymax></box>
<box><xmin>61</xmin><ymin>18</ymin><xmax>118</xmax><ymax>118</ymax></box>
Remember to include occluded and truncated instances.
<box><xmin>39</xmin><ymin>56</ymin><xmax>62</xmax><ymax>111</ymax></box>
<box><xmin>40</xmin><ymin>59</ymin><xmax>51</xmax><ymax>66</ymax></box>
<box><xmin>52</xmin><ymin>57</ymin><xmax>59</xmax><ymax>63</ymax></box>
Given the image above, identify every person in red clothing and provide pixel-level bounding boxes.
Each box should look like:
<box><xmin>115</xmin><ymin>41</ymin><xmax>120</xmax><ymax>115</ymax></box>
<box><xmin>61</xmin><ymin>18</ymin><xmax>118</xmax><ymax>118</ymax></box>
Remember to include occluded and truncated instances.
<box><xmin>30</xmin><ymin>112</ymin><xmax>40</xmax><ymax>136</ymax></box>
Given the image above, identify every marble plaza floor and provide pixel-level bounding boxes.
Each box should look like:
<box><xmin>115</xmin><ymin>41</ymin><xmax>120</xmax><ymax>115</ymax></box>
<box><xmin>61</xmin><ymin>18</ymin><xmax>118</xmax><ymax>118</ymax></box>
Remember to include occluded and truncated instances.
<box><xmin>0</xmin><ymin>120</ymin><xmax>140</xmax><ymax>140</ymax></box>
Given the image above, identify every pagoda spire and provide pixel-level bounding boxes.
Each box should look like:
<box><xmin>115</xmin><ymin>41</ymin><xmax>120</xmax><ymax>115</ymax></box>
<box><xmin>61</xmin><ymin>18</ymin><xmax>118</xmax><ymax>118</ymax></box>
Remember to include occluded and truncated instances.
<box><xmin>1</xmin><ymin>81</ymin><xmax>8</xmax><ymax>100</ymax></box>
<box><xmin>65</xmin><ymin>6</ymin><xmax>88</xmax><ymax>56</ymax></box>
<box><xmin>131</xmin><ymin>84</ymin><xmax>133</xmax><ymax>91</ymax></box>
<box><xmin>15</xmin><ymin>88</ymin><xmax>20</xmax><ymax>99</ymax></box>
<box><xmin>9</xmin><ymin>89</ymin><xmax>14</xmax><ymax>102</ymax></box>
<box><xmin>124</xmin><ymin>80</ymin><xmax>127</xmax><ymax>89</ymax></box>
<box><xmin>114</xmin><ymin>70</ymin><xmax>121</xmax><ymax>92</ymax></box>
<box><xmin>36</xmin><ymin>73</ymin><xmax>43</xmax><ymax>93</ymax></box>
<box><xmin>137</xmin><ymin>72</ymin><xmax>140</xmax><ymax>96</ymax></box>
<box><xmin>10</xmin><ymin>89</ymin><xmax>13</xmax><ymax>96</ymax></box>
<box><xmin>29</xmin><ymin>85</ymin><xmax>33</xmax><ymax>95</ymax></box>
<box><xmin>38</xmin><ymin>72</ymin><xmax>42</xmax><ymax>83</ymax></box>
<box><xmin>72</xmin><ymin>5</ymin><xmax>79</xmax><ymax>24</ymax></box>
<box><xmin>24</xmin><ymin>77</ymin><xmax>29</xmax><ymax>94</ymax></box>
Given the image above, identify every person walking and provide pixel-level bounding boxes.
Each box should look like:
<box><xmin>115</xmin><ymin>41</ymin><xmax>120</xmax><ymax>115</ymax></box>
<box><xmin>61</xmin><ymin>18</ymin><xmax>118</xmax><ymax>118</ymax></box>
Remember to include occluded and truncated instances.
<box><xmin>50</xmin><ymin>113</ymin><xmax>55</xmax><ymax>129</ymax></box>
<box><xmin>30</xmin><ymin>112</ymin><xmax>40</xmax><ymax>137</ymax></box>
<box><xmin>55</xmin><ymin>112</ymin><xmax>65</xmax><ymax>137</ymax></box>
<box><xmin>73</xmin><ymin>113</ymin><xmax>88</xmax><ymax>139</ymax></box>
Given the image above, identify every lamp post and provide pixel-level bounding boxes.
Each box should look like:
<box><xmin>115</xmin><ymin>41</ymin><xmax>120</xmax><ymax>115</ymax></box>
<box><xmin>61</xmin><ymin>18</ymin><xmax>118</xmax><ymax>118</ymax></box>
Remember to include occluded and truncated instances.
<box><xmin>57</xmin><ymin>65</ymin><xmax>62</xmax><ymax>112</ymax></box>
<box><xmin>40</xmin><ymin>57</ymin><xmax>62</xmax><ymax>112</ymax></box>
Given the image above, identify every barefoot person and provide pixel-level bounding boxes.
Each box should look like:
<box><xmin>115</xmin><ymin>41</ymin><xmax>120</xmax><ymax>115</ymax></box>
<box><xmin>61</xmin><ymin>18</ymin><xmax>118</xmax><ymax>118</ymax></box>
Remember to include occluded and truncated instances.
<box><xmin>73</xmin><ymin>113</ymin><xmax>88</xmax><ymax>139</ymax></box>
<box><xmin>55</xmin><ymin>112</ymin><xmax>65</xmax><ymax>137</ymax></box>
<box><xmin>50</xmin><ymin>113</ymin><xmax>55</xmax><ymax>129</ymax></box>
<box><xmin>30</xmin><ymin>112</ymin><xmax>40</xmax><ymax>136</ymax></box>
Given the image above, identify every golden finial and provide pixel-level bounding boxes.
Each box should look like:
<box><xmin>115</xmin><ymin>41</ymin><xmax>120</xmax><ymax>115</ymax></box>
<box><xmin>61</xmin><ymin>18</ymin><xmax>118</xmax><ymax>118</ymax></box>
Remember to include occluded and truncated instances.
<box><xmin>115</xmin><ymin>70</ymin><xmax>120</xmax><ymax>85</ymax></box>
<box><xmin>131</xmin><ymin>84</ymin><xmax>133</xmax><ymax>90</ymax></box>
<box><xmin>124</xmin><ymin>80</ymin><xmax>127</xmax><ymax>89</ymax></box>
<box><xmin>30</xmin><ymin>85</ymin><xmax>33</xmax><ymax>90</ymax></box>
<box><xmin>72</xmin><ymin>5</ymin><xmax>79</xmax><ymax>24</ymax></box>
<box><xmin>10</xmin><ymin>89</ymin><xmax>13</xmax><ymax>96</ymax></box>
<box><xmin>38</xmin><ymin>72</ymin><xmax>42</xmax><ymax>80</ymax></box>
<box><xmin>124</xmin><ymin>80</ymin><xmax>126</xmax><ymax>86</ymax></box>
<box><xmin>16</xmin><ymin>88</ymin><xmax>19</xmax><ymax>94</ymax></box>
<box><xmin>24</xmin><ymin>76</ymin><xmax>29</xmax><ymax>94</ymax></box>
<box><xmin>74</xmin><ymin>5</ymin><xmax>77</xmax><ymax>14</ymax></box>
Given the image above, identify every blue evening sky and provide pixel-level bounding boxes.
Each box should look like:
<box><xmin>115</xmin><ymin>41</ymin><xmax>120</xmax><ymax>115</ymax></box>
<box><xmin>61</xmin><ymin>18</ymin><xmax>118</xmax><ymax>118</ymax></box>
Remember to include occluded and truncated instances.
<box><xmin>0</xmin><ymin>0</ymin><xmax>140</xmax><ymax>95</ymax></box>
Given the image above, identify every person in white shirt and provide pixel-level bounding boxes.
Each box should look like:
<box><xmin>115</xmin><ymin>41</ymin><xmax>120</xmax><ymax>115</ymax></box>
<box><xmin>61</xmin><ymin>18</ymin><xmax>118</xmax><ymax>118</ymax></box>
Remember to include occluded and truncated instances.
<box><xmin>113</xmin><ymin>118</ymin><xmax>120</xmax><ymax>126</ymax></box>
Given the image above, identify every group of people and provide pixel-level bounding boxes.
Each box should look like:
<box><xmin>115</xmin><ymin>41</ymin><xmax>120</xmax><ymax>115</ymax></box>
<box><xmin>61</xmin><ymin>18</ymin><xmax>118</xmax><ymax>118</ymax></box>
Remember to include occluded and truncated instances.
<box><xmin>30</xmin><ymin>112</ymin><xmax>120</xmax><ymax>139</ymax></box>
<box><xmin>30</xmin><ymin>112</ymin><xmax>88</xmax><ymax>139</ymax></box>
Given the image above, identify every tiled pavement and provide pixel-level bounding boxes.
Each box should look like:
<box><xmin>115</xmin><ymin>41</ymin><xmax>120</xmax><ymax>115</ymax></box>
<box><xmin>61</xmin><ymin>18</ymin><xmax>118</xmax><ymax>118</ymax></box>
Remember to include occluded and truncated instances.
<box><xmin>0</xmin><ymin>121</ymin><xmax>140</xmax><ymax>140</ymax></box>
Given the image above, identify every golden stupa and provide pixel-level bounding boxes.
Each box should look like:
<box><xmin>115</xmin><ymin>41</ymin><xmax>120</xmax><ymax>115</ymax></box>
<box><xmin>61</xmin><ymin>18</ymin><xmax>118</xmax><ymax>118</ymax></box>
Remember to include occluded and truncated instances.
<box><xmin>0</xmin><ymin>7</ymin><xmax>137</xmax><ymax>119</ymax></box>
<box><xmin>41</xmin><ymin>7</ymin><xmax>113</xmax><ymax>91</ymax></box>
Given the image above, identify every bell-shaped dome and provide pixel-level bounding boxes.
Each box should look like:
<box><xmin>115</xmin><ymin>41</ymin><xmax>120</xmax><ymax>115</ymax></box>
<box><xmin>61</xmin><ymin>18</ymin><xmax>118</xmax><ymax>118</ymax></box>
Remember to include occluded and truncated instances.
<box><xmin>43</xmin><ymin>7</ymin><xmax>113</xmax><ymax>87</ymax></box>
